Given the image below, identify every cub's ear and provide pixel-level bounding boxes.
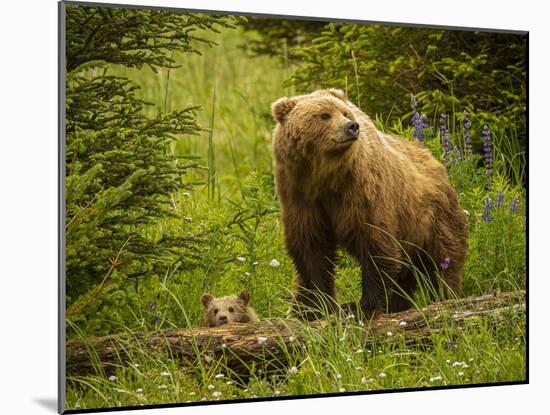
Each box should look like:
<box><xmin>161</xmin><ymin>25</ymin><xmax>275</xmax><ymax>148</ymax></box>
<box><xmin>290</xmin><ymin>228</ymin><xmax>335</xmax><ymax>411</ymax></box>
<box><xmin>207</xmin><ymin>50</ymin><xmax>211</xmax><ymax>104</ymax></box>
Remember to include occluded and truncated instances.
<box><xmin>271</xmin><ymin>97</ymin><xmax>297</xmax><ymax>123</ymax></box>
<box><xmin>238</xmin><ymin>290</ymin><xmax>251</xmax><ymax>305</ymax></box>
<box><xmin>201</xmin><ymin>293</ymin><xmax>214</xmax><ymax>308</ymax></box>
<box><xmin>326</xmin><ymin>88</ymin><xmax>347</xmax><ymax>101</ymax></box>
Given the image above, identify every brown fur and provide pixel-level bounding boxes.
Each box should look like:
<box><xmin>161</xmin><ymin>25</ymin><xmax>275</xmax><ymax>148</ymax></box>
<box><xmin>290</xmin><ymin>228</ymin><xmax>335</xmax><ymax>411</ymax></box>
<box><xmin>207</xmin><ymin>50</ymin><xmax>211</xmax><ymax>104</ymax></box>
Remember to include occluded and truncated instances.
<box><xmin>201</xmin><ymin>290</ymin><xmax>259</xmax><ymax>327</ymax></box>
<box><xmin>271</xmin><ymin>89</ymin><xmax>468</xmax><ymax>319</ymax></box>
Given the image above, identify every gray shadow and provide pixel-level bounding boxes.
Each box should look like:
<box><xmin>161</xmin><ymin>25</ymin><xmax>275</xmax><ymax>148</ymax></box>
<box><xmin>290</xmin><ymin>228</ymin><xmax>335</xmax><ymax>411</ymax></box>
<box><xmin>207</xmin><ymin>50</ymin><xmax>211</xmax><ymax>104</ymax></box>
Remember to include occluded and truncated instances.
<box><xmin>34</xmin><ymin>398</ymin><xmax>58</xmax><ymax>413</ymax></box>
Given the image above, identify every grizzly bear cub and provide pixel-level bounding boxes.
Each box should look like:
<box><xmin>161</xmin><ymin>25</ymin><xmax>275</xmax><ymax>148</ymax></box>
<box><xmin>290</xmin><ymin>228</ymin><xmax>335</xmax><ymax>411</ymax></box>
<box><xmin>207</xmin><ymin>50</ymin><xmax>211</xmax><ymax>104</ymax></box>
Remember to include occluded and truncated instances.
<box><xmin>201</xmin><ymin>290</ymin><xmax>259</xmax><ymax>327</ymax></box>
<box><xmin>271</xmin><ymin>88</ymin><xmax>468</xmax><ymax>320</ymax></box>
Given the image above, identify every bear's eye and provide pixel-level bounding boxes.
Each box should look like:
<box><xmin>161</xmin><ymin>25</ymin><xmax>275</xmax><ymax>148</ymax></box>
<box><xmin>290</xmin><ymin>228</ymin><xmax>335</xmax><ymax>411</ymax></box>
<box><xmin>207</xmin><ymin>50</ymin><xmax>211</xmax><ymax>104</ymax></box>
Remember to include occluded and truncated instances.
<box><xmin>320</xmin><ymin>113</ymin><xmax>331</xmax><ymax>120</ymax></box>
<box><xmin>213</xmin><ymin>308</ymin><xmax>219</xmax><ymax>314</ymax></box>
<box><xmin>228</xmin><ymin>307</ymin><xmax>234</xmax><ymax>313</ymax></box>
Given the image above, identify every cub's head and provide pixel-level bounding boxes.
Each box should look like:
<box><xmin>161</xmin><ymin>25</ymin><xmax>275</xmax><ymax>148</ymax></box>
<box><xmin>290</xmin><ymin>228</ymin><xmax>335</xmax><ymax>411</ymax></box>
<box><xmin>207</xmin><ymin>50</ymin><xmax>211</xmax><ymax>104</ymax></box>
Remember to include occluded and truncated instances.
<box><xmin>271</xmin><ymin>89</ymin><xmax>360</xmax><ymax>160</ymax></box>
<box><xmin>201</xmin><ymin>290</ymin><xmax>252</xmax><ymax>327</ymax></box>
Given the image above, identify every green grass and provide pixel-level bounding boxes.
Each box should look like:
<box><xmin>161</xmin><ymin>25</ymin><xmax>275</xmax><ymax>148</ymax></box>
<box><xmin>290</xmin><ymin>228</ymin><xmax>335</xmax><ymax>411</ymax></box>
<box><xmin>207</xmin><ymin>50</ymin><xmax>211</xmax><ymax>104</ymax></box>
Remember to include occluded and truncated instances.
<box><xmin>66</xmin><ymin>25</ymin><xmax>526</xmax><ymax>410</ymax></box>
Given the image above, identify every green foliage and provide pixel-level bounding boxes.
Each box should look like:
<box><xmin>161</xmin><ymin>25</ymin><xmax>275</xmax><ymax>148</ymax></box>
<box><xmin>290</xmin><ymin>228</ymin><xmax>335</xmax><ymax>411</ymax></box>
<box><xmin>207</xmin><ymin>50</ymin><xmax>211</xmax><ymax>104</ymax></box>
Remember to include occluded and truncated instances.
<box><xmin>65</xmin><ymin>5</ymin><xmax>233</xmax><ymax>328</ymax></box>
<box><xmin>66</xmin><ymin>5</ymin><xmax>234</xmax><ymax>72</ymax></box>
<box><xmin>240</xmin><ymin>17</ymin><xmax>325</xmax><ymax>58</ymax></box>
<box><xmin>242</xmin><ymin>21</ymin><xmax>527</xmax><ymax>177</ymax></box>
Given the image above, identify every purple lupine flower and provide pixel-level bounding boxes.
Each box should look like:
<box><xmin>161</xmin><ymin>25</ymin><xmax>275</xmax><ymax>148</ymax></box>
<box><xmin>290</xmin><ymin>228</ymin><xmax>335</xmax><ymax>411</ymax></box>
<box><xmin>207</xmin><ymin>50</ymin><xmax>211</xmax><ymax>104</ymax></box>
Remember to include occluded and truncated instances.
<box><xmin>148</xmin><ymin>302</ymin><xmax>155</xmax><ymax>310</ymax></box>
<box><xmin>483</xmin><ymin>196</ymin><xmax>493</xmax><ymax>222</ymax></box>
<box><xmin>152</xmin><ymin>312</ymin><xmax>160</xmax><ymax>324</ymax></box>
<box><xmin>440</xmin><ymin>257</ymin><xmax>451</xmax><ymax>271</ymax></box>
<box><xmin>463</xmin><ymin>110</ymin><xmax>472</xmax><ymax>156</ymax></box>
<box><xmin>509</xmin><ymin>197</ymin><xmax>519</xmax><ymax>214</ymax></box>
<box><xmin>482</xmin><ymin>125</ymin><xmax>493</xmax><ymax>187</ymax></box>
<box><xmin>439</xmin><ymin>113</ymin><xmax>451</xmax><ymax>159</ymax></box>
<box><xmin>410</xmin><ymin>96</ymin><xmax>428</xmax><ymax>141</ymax></box>
<box><xmin>454</xmin><ymin>146</ymin><xmax>462</xmax><ymax>163</ymax></box>
<box><xmin>495</xmin><ymin>191</ymin><xmax>505</xmax><ymax>208</ymax></box>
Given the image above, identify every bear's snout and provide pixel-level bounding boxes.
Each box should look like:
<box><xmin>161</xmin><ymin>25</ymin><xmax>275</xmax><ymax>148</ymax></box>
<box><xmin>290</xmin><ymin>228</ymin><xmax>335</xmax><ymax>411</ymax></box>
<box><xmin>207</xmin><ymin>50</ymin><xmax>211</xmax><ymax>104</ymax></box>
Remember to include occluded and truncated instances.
<box><xmin>218</xmin><ymin>315</ymin><xmax>228</xmax><ymax>324</ymax></box>
<box><xmin>345</xmin><ymin>121</ymin><xmax>360</xmax><ymax>138</ymax></box>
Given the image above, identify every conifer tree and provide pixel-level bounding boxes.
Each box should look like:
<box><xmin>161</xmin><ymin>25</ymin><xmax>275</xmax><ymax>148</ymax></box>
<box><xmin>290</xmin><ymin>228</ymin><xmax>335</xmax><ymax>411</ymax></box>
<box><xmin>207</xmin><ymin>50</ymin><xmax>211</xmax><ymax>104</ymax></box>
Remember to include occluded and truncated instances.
<box><xmin>64</xmin><ymin>4</ymin><xmax>232</xmax><ymax>328</ymax></box>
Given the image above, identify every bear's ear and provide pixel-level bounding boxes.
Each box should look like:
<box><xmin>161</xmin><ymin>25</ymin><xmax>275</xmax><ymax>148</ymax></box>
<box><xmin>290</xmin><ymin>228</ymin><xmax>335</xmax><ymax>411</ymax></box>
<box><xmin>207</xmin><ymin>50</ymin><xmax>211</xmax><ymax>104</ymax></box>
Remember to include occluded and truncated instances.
<box><xmin>238</xmin><ymin>290</ymin><xmax>250</xmax><ymax>305</ymax></box>
<box><xmin>271</xmin><ymin>97</ymin><xmax>297</xmax><ymax>123</ymax></box>
<box><xmin>326</xmin><ymin>88</ymin><xmax>347</xmax><ymax>101</ymax></box>
<box><xmin>201</xmin><ymin>293</ymin><xmax>214</xmax><ymax>308</ymax></box>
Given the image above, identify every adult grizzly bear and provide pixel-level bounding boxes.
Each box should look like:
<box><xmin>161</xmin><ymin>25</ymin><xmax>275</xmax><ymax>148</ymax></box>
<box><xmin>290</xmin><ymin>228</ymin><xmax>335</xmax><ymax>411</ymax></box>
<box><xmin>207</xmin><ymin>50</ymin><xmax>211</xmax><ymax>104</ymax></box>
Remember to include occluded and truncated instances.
<box><xmin>271</xmin><ymin>89</ymin><xmax>468</xmax><ymax>320</ymax></box>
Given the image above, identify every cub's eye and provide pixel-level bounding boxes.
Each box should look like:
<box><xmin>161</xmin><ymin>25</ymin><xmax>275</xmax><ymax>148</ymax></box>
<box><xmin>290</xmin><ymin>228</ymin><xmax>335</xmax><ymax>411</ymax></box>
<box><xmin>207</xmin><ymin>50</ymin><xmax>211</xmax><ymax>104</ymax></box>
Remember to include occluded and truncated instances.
<box><xmin>213</xmin><ymin>308</ymin><xmax>219</xmax><ymax>314</ymax></box>
<box><xmin>320</xmin><ymin>113</ymin><xmax>331</xmax><ymax>120</ymax></box>
<box><xmin>228</xmin><ymin>307</ymin><xmax>234</xmax><ymax>313</ymax></box>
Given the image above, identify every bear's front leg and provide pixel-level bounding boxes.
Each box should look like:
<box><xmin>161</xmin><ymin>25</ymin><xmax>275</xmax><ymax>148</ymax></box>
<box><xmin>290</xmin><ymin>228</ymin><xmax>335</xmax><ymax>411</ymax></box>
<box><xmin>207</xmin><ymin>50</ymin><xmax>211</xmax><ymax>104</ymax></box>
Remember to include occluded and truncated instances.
<box><xmin>283</xmin><ymin>205</ymin><xmax>337</xmax><ymax>321</ymax></box>
<box><xmin>359</xmin><ymin>250</ymin><xmax>403</xmax><ymax>319</ymax></box>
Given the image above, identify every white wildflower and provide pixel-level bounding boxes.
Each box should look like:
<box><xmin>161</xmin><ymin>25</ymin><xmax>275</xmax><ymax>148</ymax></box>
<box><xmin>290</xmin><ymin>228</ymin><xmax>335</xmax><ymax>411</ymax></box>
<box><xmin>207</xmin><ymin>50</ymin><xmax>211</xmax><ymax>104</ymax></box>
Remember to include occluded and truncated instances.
<box><xmin>184</xmin><ymin>216</ymin><xmax>193</xmax><ymax>223</ymax></box>
<box><xmin>288</xmin><ymin>336</ymin><xmax>295</xmax><ymax>342</ymax></box>
<box><xmin>236</xmin><ymin>256</ymin><xmax>246</xmax><ymax>262</ymax></box>
<box><xmin>201</xmin><ymin>397</ymin><xmax>207</xmax><ymax>401</ymax></box>
<box><xmin>215</xmin><ymin>373</ymin><xmax>225</xmax><ymax>379</ymax></box>
<box><xmin>361</xmin><ymin>377</ymin><xmax>367</xmax><ymax>385</ymax></box>
<box><xmin>336</xmin><ymin>373</ymin><xmax>342</xmax><ymax>379</ymax></box>
<box><xmin>399</xmin><ymin>321</ymin><xmax>408</xmax><ymax>327</ymax></box>
<box><xmin>221</xmin><ymin>343</ymin><xmax>227</xmax><ymax>349</ymax></box>
<box><xmin>226</xmin><ymin>381</ymin><xmax>233</xmax><ymax>385</ymax></box>
<box><xmin>378</xmin><ymin>372</ymin><xmax>386</xmax><ymax>378</ymax></box>
<box><xmin>257</xmin><ymin>336</ymin><xmax>268</xmax><ymax>344</ymax></box>
<box><xmin>252</xmin><ymin>261</ymin><xmax>259</xmax><ymax>266</ymax></box>
<box><xmin>182</xmin><ymin>192</ymin><xmax>191</xmax><ymax>198</ymax></box>
<box><xmin>355</xmin><ymin>348</ymin><xmax>363</xmax><ymax>354</ymax></box>
<box><xmin>289</xmin><ymin>366</ymin><xmax>299</xmax><ymax>375</ymax></box>
<box><xmin>160</xmin><ymin>371</ymin><xmax>170</xmax><ymax>377</ymax></box>
<box><xmin>207</xmin><ymin>384</ymin><xmax>215</xmax><ymax>390</ymax></box>
<box><xmin>212</xmin><ymin>391</ymin><xmax>222</xmax><ymax>398</ymax></box>
<box><xmin>136</xmin><ymin>388</ymin><xmax>143</xmax><ymax>393</ymax></box>
<box><xmin>387</xmin><ymin>331</ymin><xmax>393</xmax><ymax>337</ymax></box>
<box><xmin>355</xmin><ymin>366</ymin><xmax>363</xmax><ymax>371</ymax></box>
<box><xmin>430</xmin><ymin>376</ymin><xmax>443</xmax><ymax>382</ymax></box>
<box><xmin>339</xmin><ymin>388</ymin><xmax>346</xmax><ymax>393</ymax></box>
<box><xmin>458</xmin><ymin>372</ymin><xmax>464</xmax><ymax>377</ymax></box>
<box><xmin>158</xmin><ymin>385</ymin><xmax>168</xmax><ymax>390</ymax></box>
<box><xmin>346</xmin><ymin>358</ymin><xmax>353</xmax><ymax>362</ymax></box>
<box><xmin>269</xmin><ymin>259</ymin><xmax>281</xmax><ymax>267</ymax></box>
<box><xmin>244</xmin><ymin>272</ymin><xmax>251</xmax><ymax>276</ymax></box>
<box><xmin>131</xmin><ymin>363</ymin><xmax>140</xmax><ymax>369</ymax></box>
<box><xmin>108</xmin><ymin>375</ymin><xmax>118</xmax><ymax>382</ymax></box>
<box><xmin>274</xmin><ymin>390</ymin><xmax>280</xmax><ymax>395</ymax></box>
<box><xmin>189</xmin><ymin>392</ymin><xmax>196</xmax><ymax>396</ymax></box>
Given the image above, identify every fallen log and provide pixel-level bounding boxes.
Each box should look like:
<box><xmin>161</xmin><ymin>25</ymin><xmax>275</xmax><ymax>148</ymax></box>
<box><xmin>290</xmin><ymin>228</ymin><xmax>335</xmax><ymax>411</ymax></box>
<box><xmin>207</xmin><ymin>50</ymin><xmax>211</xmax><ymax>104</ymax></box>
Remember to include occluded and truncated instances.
<box><xmin>66</xmin><ymin>290</ymin><xmax>525</xmax><ymax>376</ymax></box>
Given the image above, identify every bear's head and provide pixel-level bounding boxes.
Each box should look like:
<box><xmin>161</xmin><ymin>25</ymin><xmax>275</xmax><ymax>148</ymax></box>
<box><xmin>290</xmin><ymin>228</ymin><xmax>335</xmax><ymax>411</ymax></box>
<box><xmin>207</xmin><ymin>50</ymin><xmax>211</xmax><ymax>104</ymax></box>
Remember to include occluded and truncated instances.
<box><xmin>271</xmin><ymin>89</ymin><xmax>360</xmax><ymax>161</ymax></box>
<box><xmin>201</xmin><ymin>290</ymin><xmax>252</xmax><ymax>327</ymax></box>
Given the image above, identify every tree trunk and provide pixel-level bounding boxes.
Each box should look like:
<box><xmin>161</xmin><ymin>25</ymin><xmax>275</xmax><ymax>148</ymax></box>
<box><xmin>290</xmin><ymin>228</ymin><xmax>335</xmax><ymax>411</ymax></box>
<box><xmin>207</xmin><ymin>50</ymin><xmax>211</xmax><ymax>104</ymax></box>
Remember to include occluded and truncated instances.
<box><xmin>66</xmin><ymin>290</ymin><xmax>525</xmax><ymax>375</ymax></box>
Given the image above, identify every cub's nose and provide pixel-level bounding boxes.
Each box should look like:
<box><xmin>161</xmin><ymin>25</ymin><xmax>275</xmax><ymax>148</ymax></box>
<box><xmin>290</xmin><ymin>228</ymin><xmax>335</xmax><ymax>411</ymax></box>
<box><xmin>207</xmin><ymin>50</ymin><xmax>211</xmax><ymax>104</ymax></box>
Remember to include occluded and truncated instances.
<box><xmin>345</xmin><ymin>121</ymin><xmax>359</xmax><ymax>138</ymax></box>
<box><xmin>218</xmin><ymin>315</ymin><xmax>228</xmax><ymax>323</ymax></box>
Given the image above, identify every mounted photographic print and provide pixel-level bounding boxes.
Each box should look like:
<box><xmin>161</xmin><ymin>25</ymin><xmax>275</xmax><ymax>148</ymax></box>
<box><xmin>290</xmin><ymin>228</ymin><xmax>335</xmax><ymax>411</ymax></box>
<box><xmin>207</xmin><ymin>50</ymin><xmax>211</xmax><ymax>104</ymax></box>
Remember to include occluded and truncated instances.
<box><xmin>59</xmin><ymin>1</ymin><xmax>528</xmax><ymax>413</ymax></box>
